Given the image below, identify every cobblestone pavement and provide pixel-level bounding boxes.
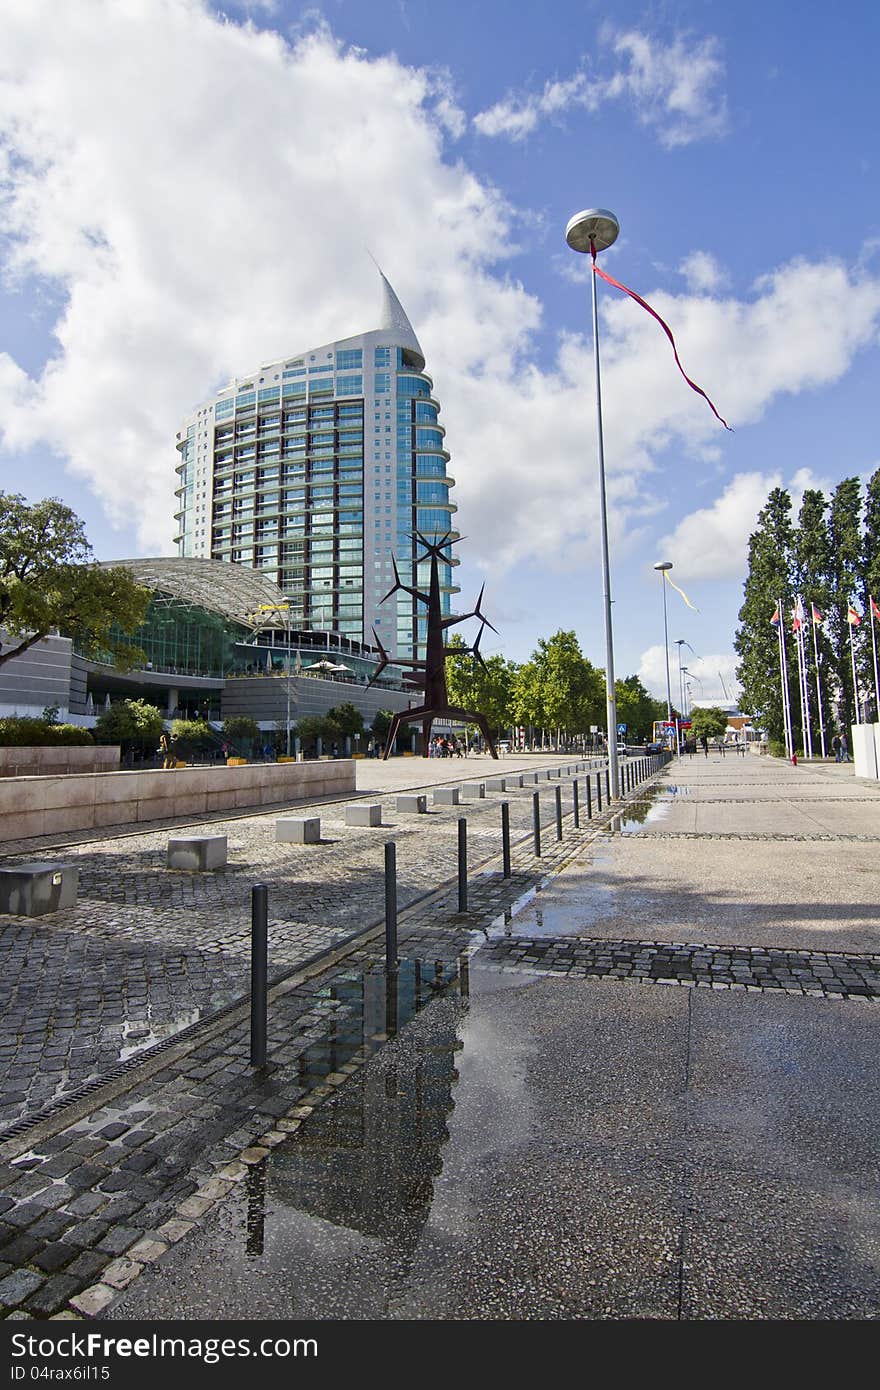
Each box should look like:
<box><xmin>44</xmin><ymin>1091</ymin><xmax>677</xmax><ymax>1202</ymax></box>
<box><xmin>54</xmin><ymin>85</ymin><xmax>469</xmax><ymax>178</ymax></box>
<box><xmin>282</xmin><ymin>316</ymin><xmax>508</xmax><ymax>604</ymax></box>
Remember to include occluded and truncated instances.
<box><xmin>0</xmin><ymin>757</ymin><xmax>605</xmax><ymax>1128</ymax></box>
<box><xmin>481</xmin><ymin>935</ymin><xmax>880</xmax><ymax>996</ymax></box>
<box><xmin>1</xmin><ymin>749</ymin><xmax>878</xmax><ymax>1320</ymax></box>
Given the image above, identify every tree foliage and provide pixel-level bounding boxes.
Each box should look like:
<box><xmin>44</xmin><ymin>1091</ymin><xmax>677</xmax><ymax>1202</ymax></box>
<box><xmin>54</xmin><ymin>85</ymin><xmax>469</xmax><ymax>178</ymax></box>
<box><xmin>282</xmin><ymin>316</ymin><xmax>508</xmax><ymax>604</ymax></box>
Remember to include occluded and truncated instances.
<box><xmin>93</xmin><ymin>699</ymin><xmax>164</xmax><ymax>750</ymax></box>
<box><xmin>445</xmin><ymin>633</ymin><xmax>517</xmax><ymax>737</ymax></box>
<box><xmin>689</xmin><ymin>706</ymin><xmax>729</xmax><ymax>741</ymax></box>
<box><xmin>512</xmin><ymin>631</ymin><xmax>603</xmax><ymax>735</ymax></box>
<box><xmin>0</xmin><ymin>492</ymin><xmax>151</xmax><ymax>669</ymax></box>
<box><xmin>614</xmin><ymin>675</ymin><xmax>665</xmax><ymax>741</ymax></box>
<box><xmin>735</xmin><ymin>472</ymin><xmax>880</xmax><ymax>739</ymax></box>
<box><xmin>325</xmin><ymin>703</ymin><xmax>364</xmax><ymax>738</ymax></box>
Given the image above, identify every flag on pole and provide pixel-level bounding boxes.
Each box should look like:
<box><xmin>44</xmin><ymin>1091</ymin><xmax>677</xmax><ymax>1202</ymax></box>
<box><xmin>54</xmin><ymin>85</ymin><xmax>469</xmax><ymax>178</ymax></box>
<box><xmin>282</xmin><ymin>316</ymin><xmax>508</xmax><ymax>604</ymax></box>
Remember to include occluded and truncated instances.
<box><xmin>871</xmin><ymin>596</ymin><xmax>880</xmax><ymax>622</ymax></box>
<box><xmin>770</xmin><ymin>606</ymin><xmax>780</xmax><ymax>627</ymax></box>
<box><xmin>811</xmin><ymin>603</ymin><xmax>822</xmax><ymax>625</ymax></box>
<box><xmin>848</xmin><ymin>605</ymin><xmax>862</xmax><ymax>626</ymax></box>
<box><xmin>791</xmin><ymin>598</ymin><xmax>804</xmax><ymax>633</ymax></box>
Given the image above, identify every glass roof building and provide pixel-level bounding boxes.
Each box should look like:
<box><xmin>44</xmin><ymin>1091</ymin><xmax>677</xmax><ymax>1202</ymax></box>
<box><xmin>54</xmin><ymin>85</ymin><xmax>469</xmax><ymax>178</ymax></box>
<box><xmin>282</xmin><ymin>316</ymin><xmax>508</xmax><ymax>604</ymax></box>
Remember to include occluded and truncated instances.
<box><xmin>174</xmin><ymin>273</ymin><xmax>459</xmax><ymax>660</ymax></box>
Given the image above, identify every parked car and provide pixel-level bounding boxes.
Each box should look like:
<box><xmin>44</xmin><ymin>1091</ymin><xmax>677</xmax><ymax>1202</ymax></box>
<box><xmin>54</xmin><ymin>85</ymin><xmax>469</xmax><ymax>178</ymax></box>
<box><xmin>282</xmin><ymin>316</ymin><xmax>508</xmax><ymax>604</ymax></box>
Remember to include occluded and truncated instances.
<box><xmin>645</xmin><ymin>740</ymin><xmax>663</xmax><ymax>754</ymax></box>
<box><xmin>616</xmin><ymin>742</ymin><xmax>628</xmax><ymax>757</ymax></box>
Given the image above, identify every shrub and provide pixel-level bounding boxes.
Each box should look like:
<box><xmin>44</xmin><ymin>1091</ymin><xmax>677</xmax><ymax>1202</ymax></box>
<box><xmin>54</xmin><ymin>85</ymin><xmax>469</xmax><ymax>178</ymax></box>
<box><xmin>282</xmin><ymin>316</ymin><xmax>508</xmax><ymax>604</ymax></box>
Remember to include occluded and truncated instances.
<box><xmin>93</xmin><ymin>699</ymin><xmax>164</xmax><ymax>754</ymax></box>
<box><xmin>0</xmin><ymin>716</ymin><xmax>94</xmax><ymax>746</ymax></box>
<box><xmin>170</xmin><ymin>719</ymin><xmax>212</xmax><ymax>755</ymax></box>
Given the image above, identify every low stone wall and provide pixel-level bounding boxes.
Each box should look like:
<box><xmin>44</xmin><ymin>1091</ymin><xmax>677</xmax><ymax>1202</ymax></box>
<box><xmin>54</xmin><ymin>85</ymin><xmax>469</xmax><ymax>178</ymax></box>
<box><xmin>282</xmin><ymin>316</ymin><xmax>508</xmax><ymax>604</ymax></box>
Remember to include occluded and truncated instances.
<box><xmin>0</xmin><ymin>760</ymin><xmax>355</xmax><ymax>841</ymax></box>
<box><xmin>0</xmin><ymin>746</ymin><xmax>121</xmax><ymax>778</ymax></box>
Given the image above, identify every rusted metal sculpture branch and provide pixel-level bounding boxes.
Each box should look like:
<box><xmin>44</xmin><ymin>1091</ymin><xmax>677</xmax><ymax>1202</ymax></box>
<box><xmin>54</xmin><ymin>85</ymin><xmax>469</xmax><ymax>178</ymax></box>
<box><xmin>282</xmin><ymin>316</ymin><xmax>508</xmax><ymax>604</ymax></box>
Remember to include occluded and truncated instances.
<box><xmin>367</xmin><ymin>532</ymin><xmax>499</xmax><ymax>759</ymax></box>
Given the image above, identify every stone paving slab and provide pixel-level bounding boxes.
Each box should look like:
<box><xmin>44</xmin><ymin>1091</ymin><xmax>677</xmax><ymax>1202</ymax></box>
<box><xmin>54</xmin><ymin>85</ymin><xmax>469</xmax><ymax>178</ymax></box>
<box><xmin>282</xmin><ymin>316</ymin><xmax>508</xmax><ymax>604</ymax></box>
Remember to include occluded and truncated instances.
<box><xmin>7</xmin><ymin>749</ymin><xmax>877</xmax><ymax>1320</ymax></box>
<box><xmin>105</xmin><ymin>969</ymin><xmax>880</xmax><ymax>1321</ymax></box>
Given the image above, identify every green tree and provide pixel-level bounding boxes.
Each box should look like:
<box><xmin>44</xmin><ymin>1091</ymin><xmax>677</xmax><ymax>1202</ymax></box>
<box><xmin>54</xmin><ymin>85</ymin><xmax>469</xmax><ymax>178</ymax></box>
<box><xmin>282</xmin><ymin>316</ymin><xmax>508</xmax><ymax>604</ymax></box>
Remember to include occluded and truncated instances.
<box><xmin>860</xmin><ymin>468</ymin><xmax>880</xmax><ymax>720</ymax></box>
<box><xmin>734</xmin><ymin>487</ymin><xmax>796</xmax><ymax>743</ymax></box>
<box><xmin>221</xmin><ymin>715</ymin><xmax>260</xmax><ymax>756</ymax></box>
<box><xmin>512</xmin><ymin>631</ymin><xmax>603</xmax><ymax>743</ymax></box>
<box><xmin>614</xmin><ymin>675</ymin><xmax>665</xmax><ymax>742</ymax></box>
<box><xmin>93</xmin><ymin>699</ymin><xmax>164</xmax><ymax>756</ymax></box>
<box><xmin>295</xmin><ymin>714</ymin><xmax>332</xmax><ymax>748</ymax></box>
<box><xmin>0</xmin><ymin>492</ymin><xmax>150</xmax><ymax>669</ymax></box>
<box><xmin>171</xmin><ymin>719</ymin><xmax>212</xmax><ymax>758</ymax></box>
<box><xmin>827</xmin><ymin>478</ymin><xmax>864</xmax><ymax>726</ymax></box>
<box><xmin>690</xmin><ymin>706</ymin><xmax>729</xmax><ymax>741</ymax></box>
<box><xmin>325</xmin><ymin>703</ymin><xmax>364</xmax><ymax>738</ymax></box>
<box><xmin>791</xmin><ymin>489</ymin><xmax>835</xmax><ymax>751</ymax></box>
<box><xmin>445</xmin><ymin>633</ymin><xmax>518</xmax><ymax>738</ymax></box>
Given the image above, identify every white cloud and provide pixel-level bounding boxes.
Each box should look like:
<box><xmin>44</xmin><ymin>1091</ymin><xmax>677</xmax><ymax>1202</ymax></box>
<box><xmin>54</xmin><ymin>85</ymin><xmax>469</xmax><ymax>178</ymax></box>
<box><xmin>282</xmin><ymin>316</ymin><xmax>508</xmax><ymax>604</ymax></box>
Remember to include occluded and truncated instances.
<box><xmin>679</xmin><ymin>250</ymin><xmax>729</xmax><ymax>294</ymax></box>
<box><xmin>0</xmin><ymin>1</ymin><xmax>877</xmax><ymax>582</ymax></box>
<box><xmin>473</xmin><ymin>27</ymin><xmax>728</xmax><ymax>148</ymax></box>
<box><xmin>657</xmin><ymin>467</ymin><xmax>833</xmax><ymax>584</ymax></box>
<box><xmin>638</xmin><ymin>644</ymin><xmax>741</xmax><ymax>704</ymax></box>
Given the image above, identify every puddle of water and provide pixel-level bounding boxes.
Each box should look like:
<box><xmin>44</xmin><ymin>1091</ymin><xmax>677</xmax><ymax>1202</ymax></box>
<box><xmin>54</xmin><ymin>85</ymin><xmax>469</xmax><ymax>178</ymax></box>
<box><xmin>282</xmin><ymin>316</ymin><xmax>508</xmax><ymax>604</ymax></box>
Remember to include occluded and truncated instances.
<box><xmin>610</xmin><ymin>788</ymin><xmax>673</xmax><ymax>835</ymax></box>
<box><xmin>117</xmin><ymin>1008</ymin><xmax>203</xmax><ymax>1060</ymax></box>
<box><xmin>295</xmin><ymin>959</ymin><xmax>463</xmax><ymax>1090</ymax></box>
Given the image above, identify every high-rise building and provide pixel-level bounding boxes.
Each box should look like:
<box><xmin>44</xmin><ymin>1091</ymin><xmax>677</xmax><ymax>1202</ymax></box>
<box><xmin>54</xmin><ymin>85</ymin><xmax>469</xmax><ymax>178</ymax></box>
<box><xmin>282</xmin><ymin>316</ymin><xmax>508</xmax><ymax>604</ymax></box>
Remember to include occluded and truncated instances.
<box><xmin>174</xmin><ymin>273</ymin><xmax>458</xmax><ymax>659</ymax></box>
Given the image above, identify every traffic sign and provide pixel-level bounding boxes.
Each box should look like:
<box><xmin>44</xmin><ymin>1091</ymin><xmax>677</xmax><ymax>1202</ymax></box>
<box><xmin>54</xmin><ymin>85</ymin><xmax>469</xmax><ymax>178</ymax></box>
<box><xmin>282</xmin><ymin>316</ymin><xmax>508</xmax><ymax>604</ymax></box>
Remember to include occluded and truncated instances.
<box><xmin>617</xmin><ymin>723</ymin><xmax>627</xmax><ymax>735</ymax></box>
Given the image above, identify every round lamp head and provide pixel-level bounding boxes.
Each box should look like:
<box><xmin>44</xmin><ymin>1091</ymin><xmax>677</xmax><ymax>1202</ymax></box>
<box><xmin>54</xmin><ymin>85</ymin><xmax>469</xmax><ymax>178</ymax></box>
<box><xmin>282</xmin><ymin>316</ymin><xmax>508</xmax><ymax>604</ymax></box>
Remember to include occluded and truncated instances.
<box><xmin>565</xmin><ymin>208</ymin><xmax>620</xmax><ymax>255</ymax></box>
<box><xmin>654</xmin><ymin>561</ymin><xmax>673</xmax><ymax>572</ymax></box>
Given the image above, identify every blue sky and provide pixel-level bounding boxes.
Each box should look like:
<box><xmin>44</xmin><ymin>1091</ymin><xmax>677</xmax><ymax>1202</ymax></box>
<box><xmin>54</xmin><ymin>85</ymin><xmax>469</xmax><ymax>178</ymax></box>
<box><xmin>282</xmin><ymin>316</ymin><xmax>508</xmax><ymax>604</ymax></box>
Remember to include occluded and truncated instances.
<box><xmin>1</xmin><ymin>0</ymin><xmax>878</xmax><ymax>704</ymax></box>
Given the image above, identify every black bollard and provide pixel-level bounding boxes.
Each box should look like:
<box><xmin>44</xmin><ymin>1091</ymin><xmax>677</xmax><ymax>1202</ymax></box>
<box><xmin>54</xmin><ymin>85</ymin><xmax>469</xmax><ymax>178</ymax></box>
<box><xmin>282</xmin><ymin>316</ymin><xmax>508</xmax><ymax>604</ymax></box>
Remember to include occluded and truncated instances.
<box><xmin>501</xmin><ymin>801</ymin><xmax>511</xmax><ymax>878</ymax></box>
<box><xmin>384</xmin><ymin>841</ymin><xmax>398</xmax><ymax>973</ymax></box>
<box><xmin>457</xmin><ymin>818</ymin><xmax>468</xmax><ymax>912</ymax></box>
<box><xmin>555</xmin><ymin>785</ymin><xmax>563</xmax><ymax>840</ymax></box>
<box><xmin>250</xmin><ymin>884</ymin><xmax>268</xmax><ymax>1068</ymax></box>
<box><xmin>596</xmin><ymin>771</ymin><xmax>602</xmax><ymax>813</ymax></box>
<box><xmin>533</xmin><ymin>791</ymin><xmax>541</xmax><ymax>856</ymax></box>
<box><xmin>573</xmin><ymin>779</ymin><xmax>580</xmax><ymax>828</ymax></box>
<box><xmin>586</xmin><ymin>778</ymin><xmax>592</xmax><ymax>818</ymax></box>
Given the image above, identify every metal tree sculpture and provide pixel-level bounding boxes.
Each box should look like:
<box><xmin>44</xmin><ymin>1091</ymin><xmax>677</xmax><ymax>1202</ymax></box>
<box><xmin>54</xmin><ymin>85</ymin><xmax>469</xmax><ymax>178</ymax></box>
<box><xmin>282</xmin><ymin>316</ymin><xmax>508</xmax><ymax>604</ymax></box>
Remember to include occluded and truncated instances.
<box><xmin>368</xmin><ymin>531</ymin><xmax>499</xmax><ymax>759</ymax></box>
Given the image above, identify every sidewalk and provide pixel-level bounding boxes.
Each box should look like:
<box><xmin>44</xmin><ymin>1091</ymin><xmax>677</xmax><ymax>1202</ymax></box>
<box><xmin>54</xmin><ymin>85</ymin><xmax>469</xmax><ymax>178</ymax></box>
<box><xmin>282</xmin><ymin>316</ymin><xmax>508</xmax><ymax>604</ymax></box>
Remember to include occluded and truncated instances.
<box><xmin>1</xmin><ymin>751</ymin><xmax>878</xmax><ymax>1319</ymax></box>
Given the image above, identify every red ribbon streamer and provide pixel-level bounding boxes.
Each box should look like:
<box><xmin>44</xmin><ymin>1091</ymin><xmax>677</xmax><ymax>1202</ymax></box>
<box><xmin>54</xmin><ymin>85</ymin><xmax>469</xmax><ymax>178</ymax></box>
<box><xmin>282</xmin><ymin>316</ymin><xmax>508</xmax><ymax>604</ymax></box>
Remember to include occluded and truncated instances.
<box><xmin>590</xmin><ymin>243</ymin><xmax>732</xmax><ymax>431</ymax></box>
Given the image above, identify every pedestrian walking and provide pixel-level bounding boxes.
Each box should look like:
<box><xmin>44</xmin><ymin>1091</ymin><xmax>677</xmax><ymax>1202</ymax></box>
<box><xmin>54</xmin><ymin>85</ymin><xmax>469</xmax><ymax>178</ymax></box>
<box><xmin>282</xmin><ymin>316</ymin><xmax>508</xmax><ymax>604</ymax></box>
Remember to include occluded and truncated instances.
<box><xmin>701</xmin><ymin>734</ymin><xmax>709</xmax><ymax>757</ymax></box>
<box><xmin>839</xmin><ymin>731</ymin><xmax>850</xmax><ymax>762</ymax></box>
<box><xmin>831</xmin><ymin>734</ymin><xmax>840</xmax><ymax>761</ymax></box>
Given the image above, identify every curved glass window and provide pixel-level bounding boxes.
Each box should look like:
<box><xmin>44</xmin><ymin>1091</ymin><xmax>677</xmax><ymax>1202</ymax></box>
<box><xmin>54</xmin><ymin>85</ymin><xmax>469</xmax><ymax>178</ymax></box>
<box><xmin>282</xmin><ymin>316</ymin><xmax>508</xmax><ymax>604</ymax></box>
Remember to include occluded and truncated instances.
<box><xmin>397</xmin><ymin>375</ymin><xmax>431</xmax><ymax>399</ymax></box>
<box><xmin>415</xmin><ymin>428</ymin><xmax>443</xmax><ymax>450</ymax></box>
<box><xmin>416</xmin><ymin>508</ymin><xmax>451</xmax><ymax>530</ymax></box>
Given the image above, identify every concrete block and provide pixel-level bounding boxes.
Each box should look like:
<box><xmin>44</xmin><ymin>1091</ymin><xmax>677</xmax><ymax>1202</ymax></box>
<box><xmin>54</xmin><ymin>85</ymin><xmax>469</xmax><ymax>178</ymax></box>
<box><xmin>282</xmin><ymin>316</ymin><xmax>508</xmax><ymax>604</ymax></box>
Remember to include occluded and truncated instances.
<box><xmin>433</xmin><ymin>788</ymin><xmax>460</xmax><ymax>806</ymax></box>
<box><xmin>460</xmin><ymin>783</ymin><xmax>485</xmax><ymax>799</ymax></box>
<box><xmin>508</xmin><ymin>774</ymin><xmax>524</xmax><ymax>788</ymax></box>
<box><xmin>396</xmin><ymin>795</ymin><xmax>427</xmax><ymax>814</ymax></box>
<box><xmin>166</xmin><ymin>835</ymin><xmax>228</xmax><ymax>871</ymax></box>
<box><xmin>0</xmin><ymin>863</ymin><xmax>79</xmax><ymax>916</ymax></box>
<box><xmin>276</xmin><ymin>816</ymin><xmax>321</xmax><ymax>844</ymax></box>
<box><xmin>485</xmin><ymin>777</ymin><xmax>507</xmax><ymax>792</ymax></box>
<box><xmin>345</xmin><ymin>803</ymin><xmax>383</xmax><ymax>827</ymax></box>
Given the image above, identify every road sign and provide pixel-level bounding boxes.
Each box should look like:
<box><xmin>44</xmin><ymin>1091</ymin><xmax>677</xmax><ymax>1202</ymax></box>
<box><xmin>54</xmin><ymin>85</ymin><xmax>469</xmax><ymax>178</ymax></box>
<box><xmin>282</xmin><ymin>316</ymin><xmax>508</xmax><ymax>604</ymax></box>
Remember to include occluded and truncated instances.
<box><xmin>617</xmin><ymin>723</ymin><xmax>627</xmax><ymax>735</ymax></box>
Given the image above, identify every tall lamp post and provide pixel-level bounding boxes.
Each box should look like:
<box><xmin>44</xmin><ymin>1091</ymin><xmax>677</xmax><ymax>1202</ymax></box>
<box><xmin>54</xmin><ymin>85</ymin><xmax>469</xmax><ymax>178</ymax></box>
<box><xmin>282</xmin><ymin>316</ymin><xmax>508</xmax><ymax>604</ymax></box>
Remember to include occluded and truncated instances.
<box><xmin>654</xmin><ymin>561</ymin><xmax>675</xmax><ymax>751</ymax></box>
<box><xmin>566</xmin><ymin>207</ymin><xmax>621</xmax><ymax>798</ymax></box>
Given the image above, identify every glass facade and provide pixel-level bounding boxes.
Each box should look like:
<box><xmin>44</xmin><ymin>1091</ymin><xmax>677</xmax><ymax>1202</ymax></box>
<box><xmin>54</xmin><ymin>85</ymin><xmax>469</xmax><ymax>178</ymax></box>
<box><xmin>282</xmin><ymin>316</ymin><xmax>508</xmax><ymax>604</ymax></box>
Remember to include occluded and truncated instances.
<box><xmin>174</xmin><ymin>276</ymin><xmax>459</xmax><ymax>660</ymax></box>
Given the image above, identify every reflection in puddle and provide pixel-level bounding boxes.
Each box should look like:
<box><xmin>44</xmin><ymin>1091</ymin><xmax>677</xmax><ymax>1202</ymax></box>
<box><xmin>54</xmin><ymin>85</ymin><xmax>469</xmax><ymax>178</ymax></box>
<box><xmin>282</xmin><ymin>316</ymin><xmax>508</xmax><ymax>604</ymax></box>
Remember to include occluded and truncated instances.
<box><xmin>235</xmin><ymin>961</ymin><xmax>471</xmax><ymax>1293</ymax></box>
<box><xmin>117</xmin><ymin>1009</ymin><xmax>202</xmax><ymax>1060</ymax></box>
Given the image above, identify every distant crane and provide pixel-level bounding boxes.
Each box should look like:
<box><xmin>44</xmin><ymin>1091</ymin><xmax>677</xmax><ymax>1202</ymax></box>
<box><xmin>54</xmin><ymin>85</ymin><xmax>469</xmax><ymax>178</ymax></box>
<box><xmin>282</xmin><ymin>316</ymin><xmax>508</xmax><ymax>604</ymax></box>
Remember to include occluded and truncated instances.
<box><xmin>718</xmin><ymin>671</ymin><xmax>731</xmax><ymax>702</ymax></box>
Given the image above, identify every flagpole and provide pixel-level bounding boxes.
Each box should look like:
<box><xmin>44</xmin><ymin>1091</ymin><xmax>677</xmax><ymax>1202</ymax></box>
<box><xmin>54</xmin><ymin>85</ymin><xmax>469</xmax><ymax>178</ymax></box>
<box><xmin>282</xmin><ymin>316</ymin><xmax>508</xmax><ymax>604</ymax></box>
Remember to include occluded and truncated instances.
<box><xmin>848</xmin><ymin>607</ymin><xmax>861</xmax><ymax>725</ymax></box>
<box><xmin>777</xmin><ymin>598</ymin><xmax>793</xmax><ymax>759</ymax></box>
<box><xmin>811</xmin><ymin>604</ymin><xmax>827</xmax><ymax>759</ymax></box>
<box><xmin>870</xmin><ymin>597</ymin><xmax>880</xmax><ymax>721</ymax></box>
<box><xmin>798</xmin><ymin>597</ymin><xmax>813</xmax><ymax>759</ymax></box>
<box><xmin>792</xmin><ymin>603</ymin><xmax>808</xmax><ymax>760</ymax></box>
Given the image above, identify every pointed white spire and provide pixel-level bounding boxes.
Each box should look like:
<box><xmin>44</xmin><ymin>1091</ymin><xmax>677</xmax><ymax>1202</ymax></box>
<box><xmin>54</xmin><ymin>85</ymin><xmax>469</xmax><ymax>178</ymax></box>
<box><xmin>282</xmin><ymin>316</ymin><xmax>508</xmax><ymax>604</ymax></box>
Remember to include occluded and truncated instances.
<box><xmin>376</xmin><ymin>268</ymin><xmax>425</xmax><ymax>369</ymax></box>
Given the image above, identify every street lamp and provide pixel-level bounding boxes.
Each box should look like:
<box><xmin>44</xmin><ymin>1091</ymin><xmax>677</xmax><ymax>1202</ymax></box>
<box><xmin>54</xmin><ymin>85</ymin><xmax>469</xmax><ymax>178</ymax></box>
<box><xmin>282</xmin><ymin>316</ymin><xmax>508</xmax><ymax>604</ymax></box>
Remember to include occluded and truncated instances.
<box><xmin>653</xmin><ymin>558</ymin><xmax>672</xmax><ymax>756</ymax></box>
<box><xmin>566</xmin><ymin>206</ymin><xmax>621</xmax><ymax>797</ymax></box>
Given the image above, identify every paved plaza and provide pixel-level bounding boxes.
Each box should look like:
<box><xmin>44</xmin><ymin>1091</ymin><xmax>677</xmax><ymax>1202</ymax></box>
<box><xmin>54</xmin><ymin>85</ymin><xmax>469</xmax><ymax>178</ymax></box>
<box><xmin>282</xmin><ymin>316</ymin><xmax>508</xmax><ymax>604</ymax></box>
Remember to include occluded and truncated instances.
<box><xmin>0</xmin><ymin>749</ymin><xmax>878</xmax><ymax>1320</ymax></box>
